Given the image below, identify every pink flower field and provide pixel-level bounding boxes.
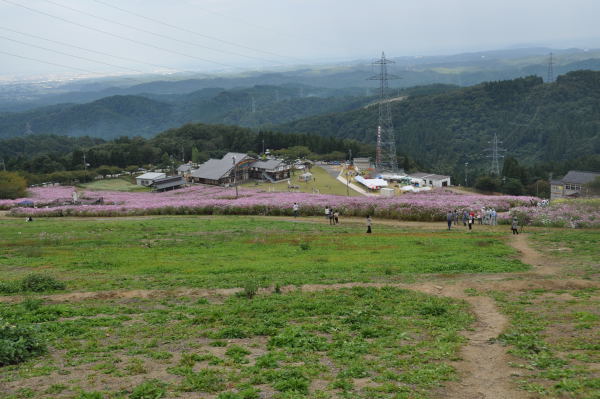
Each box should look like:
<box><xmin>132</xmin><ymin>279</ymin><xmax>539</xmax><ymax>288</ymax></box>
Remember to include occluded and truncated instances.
<box><xmin>509</xmin><ymin>199</ymin><xmax>600</xmax><ymax>228</ymax></box>
<box><xmin>4</xmin><ymin>184</ymin><xmax>540</xmax><ymax>222</ymax></box>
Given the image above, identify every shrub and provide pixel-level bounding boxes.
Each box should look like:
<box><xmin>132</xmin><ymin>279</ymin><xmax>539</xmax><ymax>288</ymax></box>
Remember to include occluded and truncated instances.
<box><xmin>0</xmin><ymin>281</ymin><xmax>20</xmax><ymax>294</ymax></box>
<box><xmin>299</xmin><ymin>242</ymin><xmax>310</xmax><ymax>251</ymax></box>
<box><xmin>181</xmin><ymin>369</ymin><xmax>225</xmax><ymax>392</ymax></box>
<box><xmin>20</xmin><ymin>274</ymin><xmax>66</xmax><ymax>293</ymax></box>
<box><xmin>129</xmin><ymin>379</ymin><xmax>167</xmax><ymax>399</ymax></box>
<box><xmin>0</xmin><ymin>318</ymin><xmax>46</xmax><ymax>366</ymax></box>
<box><xmin>237</xmin><ymin>280</ymin><xmax>258</xmax><ymax>299</ymax></box>
<box><xmin>0</xmin><ymin>171</ymin><xmax>27</xmax><ymax>199</ymax></box>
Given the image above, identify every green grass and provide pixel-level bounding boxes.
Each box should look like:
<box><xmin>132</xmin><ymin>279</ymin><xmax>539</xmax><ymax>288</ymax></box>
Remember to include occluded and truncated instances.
<box><xmin>79</xmin><ymin>178</ymin><xmax>150</xmax><ymax>192</ymax></box>
<box><xmin>529</xmin><ymin>229</ymin><xmax>600</xmax><ymax>280</ymax></box>
<box><xmin>0</xmin><ymin>287</ymin><xmax>473</xmax><ymax>399</ymax></box>
<box><xmin>242</xmin><ymin>166</ymin><xmax>362</xmax><ymax>196</ymax></box>
<box><xmin>488</xmin><ymin>288</ymin><xmax>600</xmax><ymax>399</ymax></box>
<box><xmin>0</xmin><ymin>216</ymin><xmax>526</xmax><ymax>292</ymax></box>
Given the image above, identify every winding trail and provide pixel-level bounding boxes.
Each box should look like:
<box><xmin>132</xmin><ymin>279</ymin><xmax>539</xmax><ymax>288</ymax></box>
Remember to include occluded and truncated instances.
<box><xmin>0</xmin><ymin>227</ymin><xmax>586</xmax><ymax>399</ymax></box>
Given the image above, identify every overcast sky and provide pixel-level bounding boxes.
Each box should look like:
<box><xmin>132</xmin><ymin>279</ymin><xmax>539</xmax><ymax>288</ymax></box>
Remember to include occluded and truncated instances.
<box><xmin>0</xmin><ymin>0</ymin><xmax>599</xmax><ymax>80</ymax></box>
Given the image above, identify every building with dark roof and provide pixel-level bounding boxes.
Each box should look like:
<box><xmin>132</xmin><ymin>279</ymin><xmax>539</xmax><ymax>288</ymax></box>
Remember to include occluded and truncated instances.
<box><xmin>152</xmin><ymin>176</ymin><xmax>186</xmax><ymax>192</ymax></box>
<box><xmin>551</xmin><ymin>170</ymin><xmax>600</xmax><ymax>200</ymax></box>
<box><xmin>250</xmin><ymin>159</ymin><xmax>291</xmax><ymax>182</ymax></box>
<box><xmin>190</xmin><ymin>153</ymin><xmax>255</xmax><ymax>186</ymax></box>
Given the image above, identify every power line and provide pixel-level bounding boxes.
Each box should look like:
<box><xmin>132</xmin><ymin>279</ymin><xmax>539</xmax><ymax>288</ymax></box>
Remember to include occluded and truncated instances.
<box><xmin>88</xmin><ymin>0</ymin><xmax>301</xmax><ymax>63</ymax></box>
<box><xmin>0</xmin><ymin>49</ymin><xmax>102</xmax><ymax>74</ymax></box>
<box><xmin>38</xmin><ymin>0</ymin><xmax>285</xmax><ymax>66</ymax></box>
<box><xmin>0</xmin><ymin>25</ymin><xmax>174</xmax><ymax>72</ymax></box>
<box><xmin>0</xmin><ymin>34</ymin><xmax>147</xmax><ymax>74</ymax></box>
<box><xmin>0</xmin><ymin>0</ymin><xmax>240</xmax><ymax>70</ymax></box>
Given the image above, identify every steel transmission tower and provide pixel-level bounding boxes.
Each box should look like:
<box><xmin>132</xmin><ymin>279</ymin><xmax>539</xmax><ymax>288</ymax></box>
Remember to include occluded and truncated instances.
<box><xmin>368</xmin><ymin>52</ymin><xmax>399</xmax><ymax>171</ymax></box>
<box><xmin>547</xmin><ymin>52</ymin><xmax>554</xmax><ymax>83</ymax></box>
<box><xmin>485</xmin><ymin>132</ymin><xmax>506</xmax><ymax>175</ymax></box>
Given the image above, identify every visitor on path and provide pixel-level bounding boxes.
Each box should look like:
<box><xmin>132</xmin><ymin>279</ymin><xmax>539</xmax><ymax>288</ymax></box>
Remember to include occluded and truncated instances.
<box><xmin>334</xmin><ymin>210</ymin><xmax>339</xmax><ymax>225</ymax></box>
<box><xmin>511</xmin><ymin>217</ymin><xmax>519</xmax><ymax>235</ymax></box>
<box><xmin>329</xmin><ymin>208</ymin><xmax>336</xmax><ymax>225</ymax></box>
<box><xmin>325</xmin><ymin>206</ymin><xmax>330</xmax><ymax>220</ymax></box>
<box><xmin>292</xmin><ymin>202</ymin><xmax>299</xmax><ymax>218</ymax></box>
<box><xmin>491</xmin><ymin>208</ymin><xmax>497</xmax><ymax>226</ymax></box>
<box><xmin>446</xmin><ymin>211</ymin><xmax>453</xmax><ymax>230</ymax></box>
<box><xmin>25</xmin><ymin>216</ymin><xmax>33</xmax><ymax>222</ymax></box>
<box><xmin>453</xmin><ymin>209</ymin><xmax>459</xmax><ymax>225</ymax></box>
<box><xmin>462</xmin><ymin>210</ymin><xmax>468</xmax><ymax>226</ymax></box>
<box><xmin>468</xmin><ymin>214</ymin><xmax>474</xmax><ymax>231</ymax></box>
<box><xmin>366</xmin><ymin>215</ymin><xmax>372</xmax><ymax>234</ymax></box>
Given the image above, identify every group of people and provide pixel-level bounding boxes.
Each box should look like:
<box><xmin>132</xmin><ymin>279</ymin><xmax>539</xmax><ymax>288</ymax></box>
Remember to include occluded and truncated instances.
<box><xmin>324</xmin><ymin>206</ymin><xmax>340</xmax><ymax>225</ymax></box>
<box><xmin>446</xmin><ymin>208</ymin><xmax>520</xmax><ymax>234</ymax></box>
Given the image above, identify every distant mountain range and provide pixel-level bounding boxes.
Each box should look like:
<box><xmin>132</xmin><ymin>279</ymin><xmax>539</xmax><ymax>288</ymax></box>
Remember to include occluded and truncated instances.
<box><xmin>0</xmin><ymin>85</ymin><xmax>379</xmax><ymax>139</ymax></box>
<box><xmin>1</xmin><ymin>46</ymin><xmax>599</xmax><ymax>112</ymax></box>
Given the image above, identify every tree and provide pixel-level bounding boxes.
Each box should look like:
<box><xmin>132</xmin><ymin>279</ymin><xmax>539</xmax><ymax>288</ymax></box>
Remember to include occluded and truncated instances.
<box><xmin>95</xmin><ymin>165</ymin><xmax>113</xmax><ymax>178</ymax></box>
<box><xmin>0</xmin><ymin>171</ymin><xmax>27</xmax><ymax>199</ymax></box>
<box><xmin>502</xmin><ymin>178</ymin><xmax>524</xmax><ymax>196</ymax></box>
<box><xmin>475</xmin><ymin>176</ymin><xmax>500</xmax><ymax>192</ymax></box>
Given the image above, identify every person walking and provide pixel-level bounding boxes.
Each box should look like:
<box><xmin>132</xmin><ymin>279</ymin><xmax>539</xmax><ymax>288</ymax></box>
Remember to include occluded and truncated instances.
<box><xmin>325</xmin><ymin>206</ymin><xmax>330</xmax><ymax>221</ymax></box>
<box><xmin>468</xmin><ymin>214</ymin><xmax>474</xmax><ymax>231</ymax></box>
<box><xmin>511</xmin><ymin>217</ymin><xmax>519</xmax><ymax>234</ymax></box>
<box><xmin>366</xmin><ymin>215</ymin><xmax>372</xmax><ymax>234</ymax></box>
<box><xmin>334</xmin><ymin>210</ymin><xmax>339</xmax><ymax>225</ymax></box>
<box><xmin>329</xmin><ymin>208</ymin><xmax>335</xmax><ymax>225</ymax></box>
<box><xmin>447</xmin><ymin>210</ymin><xmax>453</xmax><ymax>230</ymax></box>
<box><xmin>462</xmin><ymin>210</ymin><xmax>468</xmax><ymax>226</ymax></box>
<box><xmin>292</xmin><ymin>202</ymin><xmax>299</xmax><ymax>218</ymax></box>
<box><xmin>453</xmin><ymin>209</ymin><xmax>459</xmax><ymax>226</ymax></box>
<box><xmin>492</xmin><ymin>208</ymin><xmax>497</xmax><ymax>226</ymax></box>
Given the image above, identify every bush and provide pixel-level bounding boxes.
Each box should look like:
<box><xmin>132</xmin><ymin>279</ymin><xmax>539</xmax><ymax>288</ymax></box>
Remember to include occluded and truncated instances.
<box><xmin>0</xmin><ymin>318</ymin><xmax>46</xmax><ymax>366</ymax></box>
<box><xmin>129</xmin><ymin>379</ymin><xmax>167</xmax><ymax>399</ymax></box>
<box><xmin>0</xmin><ymin>171</ymin><xmax>27</xmax><ymax>199</ymax></box>
<box><xmin>237</xmin><ymin>280</ymin><xmax>258</xmax><ymax>299</ymax></box>
<box><xmin>20</xmin><ymin>274</ymin><xmax>66</xmax><ymax>292</ymax></box>
<box><xmin>0</xmin><ymin>281</ymin><xmax>20</xmax><ymax>294</ymax></box>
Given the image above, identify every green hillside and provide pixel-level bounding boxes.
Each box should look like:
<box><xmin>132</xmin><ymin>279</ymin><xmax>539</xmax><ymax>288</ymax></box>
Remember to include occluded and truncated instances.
<box><xmin>276</xmin><ymin>71</ymin><xmax>600</xmax><ymax>174</ymax></box>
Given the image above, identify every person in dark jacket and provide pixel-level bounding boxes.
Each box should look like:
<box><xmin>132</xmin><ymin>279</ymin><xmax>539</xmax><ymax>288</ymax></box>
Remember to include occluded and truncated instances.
<box><xmin>511</xmin><ymin>217</ymin><xmax>519</xmax><ymax>234</ymax></box>
<box><xmin>447</xmin><ymin>211</ymin><xmax>453</xmax><ymax>230</ymax></box>
<box><xmin>366</xmin><ymin>215</ymin><xmax>372</xmax><ymax>234</ymax></box>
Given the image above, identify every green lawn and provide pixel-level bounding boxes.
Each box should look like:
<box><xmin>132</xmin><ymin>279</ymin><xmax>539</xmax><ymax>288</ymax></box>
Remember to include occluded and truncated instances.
<box><xmin>243</xmin><ymin>166</ymin><xmax>362</xmax><ymax>197</ymax></box>
<box><xmin>488</xmin><ymin>288</ymin><xmax>600</xmax><ymax>399</ymax></box>
<box><xmin>0</xmin><ymin>287</ymin><xmax>473</xmax><ymax>399</ymax></box>
<box><xmin>79</xmin><ymin>178</ymin><xmax>150</xmax><ymax>192</ymax></box>
<box><xmin>0</xmin><ymin>216</ymin><xmax>526</xmax><ymax>292</ymax></box>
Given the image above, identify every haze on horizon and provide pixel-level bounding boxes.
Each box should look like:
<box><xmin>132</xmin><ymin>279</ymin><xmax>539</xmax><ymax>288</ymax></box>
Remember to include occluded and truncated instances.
<box><xmin>0</xmin><ymin>0</ymin><xmax>599</xmax><ymax>80</ymax></box>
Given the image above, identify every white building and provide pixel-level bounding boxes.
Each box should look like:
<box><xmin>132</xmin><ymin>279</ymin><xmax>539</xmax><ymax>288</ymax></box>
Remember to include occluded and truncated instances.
<box><xmin>136</xmin><ymin>172</ymin><xmax>166</xmax><ymax>187</ymax></box>
<box><xmin>408</xmin><ymin>172</ymin><xmax>451</xmax><ymax>188</ymax></box>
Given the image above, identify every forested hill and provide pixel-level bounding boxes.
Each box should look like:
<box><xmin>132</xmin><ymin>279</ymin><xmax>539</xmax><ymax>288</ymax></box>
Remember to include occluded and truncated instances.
<box><xmin>276</xmin><ymin>70</ymin><xmax>600</xmax><ymax>174</ymax></box>
<box><xmin>0</xmin><ymin>85</ymin><xmax>373</xmax><ymax>140</ymax></box>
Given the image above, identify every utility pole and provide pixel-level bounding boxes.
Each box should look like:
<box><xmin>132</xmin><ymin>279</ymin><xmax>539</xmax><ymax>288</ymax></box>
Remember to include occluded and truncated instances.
<box><xmin>0</xmin><ymin>158</ymin><xmax>6</xmax><ymax>172</ymax></box>
<box><xmin>485</xmin><ymin>132</ymin><xmax>506</xmax><ymax>176</ymax></box>
<box><xmin>464</xmin><ymin>162</ymin><xmax>469</xmax><ymax>186</ymax></box>
<box><xmin>368</xmin><ymin>51</ymin><xmax>399</xmax><ymax>171</ymax></box>
<box><xmin>83</xmin><ymin>153</ymin><xmax>87</xmax><ymax>171</ymax></box>
<box><xmin>547</xmin><ymin>52</ymin><xmax>554</xmax><ymax>83</ymax></box>
<box><xmin>262</xmin><ymin>139</ymin><xmax>265</xmax><ymax>155</ymax></box>
<box><xmin>181</xmin><ymin>144</ymin><xmax>185</xmax><ymax>162</ymax></box>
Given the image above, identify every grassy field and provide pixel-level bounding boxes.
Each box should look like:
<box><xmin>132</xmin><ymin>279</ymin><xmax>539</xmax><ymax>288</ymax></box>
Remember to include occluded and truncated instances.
<box><xmin>1</xmin><ymin>215</ymin><xmax>598</xmax><ymax>399</ymax></box>
<box><xmin>79</xmin><ymin>178</ymin><xmax>150</xmax><ymax>192</ymax></box>
<box><xmin>0</xmin><ymin>216</ymin><xmax>526</xmax><ymax>292</ymax></box>
<box><xmin>243</xmin><ymin>166</ymin><xmax>362</xmax><ymax>197</ymax></box>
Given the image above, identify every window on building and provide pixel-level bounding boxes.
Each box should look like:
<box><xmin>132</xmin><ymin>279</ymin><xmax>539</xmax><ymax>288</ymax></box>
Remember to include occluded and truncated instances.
<box><xmin>566</xmin><ymin>184</ymin><xmax>571</xmax><ymax>190</ymax></box>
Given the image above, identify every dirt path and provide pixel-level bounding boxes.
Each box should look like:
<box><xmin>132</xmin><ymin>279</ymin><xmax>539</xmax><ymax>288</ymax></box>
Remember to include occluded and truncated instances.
<box><xmin>0</xmin><ymin>226</ymin><xmax>576</xmax><ymax>399</ymax></box>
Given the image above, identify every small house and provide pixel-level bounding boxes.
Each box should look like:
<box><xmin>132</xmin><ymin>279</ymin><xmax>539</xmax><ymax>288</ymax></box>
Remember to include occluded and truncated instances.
<box><xmin>250</xmin><ymin>159</ymin><xmax>291</xmax><ymax>182</ymax></box>
<box><xmin>551</xmin><ymin>170</ymin><xmax>600</xmax><ymax>200</ymax></box>
<box><xmin>299</xmin><ymin>172</ymin><xmax>313</xmax><ymax>182</ymax></box>
<box><xmin>136</xmin><ymin>172</ymin><xmax>166</xmax><ymax>187</ymax></box>
<box><xmin>408</xmin><ymin>172</ymin><xmax>451</xmax><ymax>188</ymax></box>
<box><xmin>353</xmin><ymin>158</ymin><xmax>371</xmax><ymax>170</ymax></box>
<box><xmin>152</xmin><ymin>176</ymin><xmax>186</xmax><ymax>192</ymax></box>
